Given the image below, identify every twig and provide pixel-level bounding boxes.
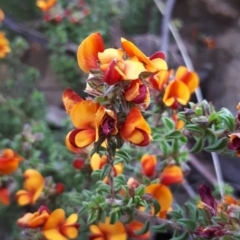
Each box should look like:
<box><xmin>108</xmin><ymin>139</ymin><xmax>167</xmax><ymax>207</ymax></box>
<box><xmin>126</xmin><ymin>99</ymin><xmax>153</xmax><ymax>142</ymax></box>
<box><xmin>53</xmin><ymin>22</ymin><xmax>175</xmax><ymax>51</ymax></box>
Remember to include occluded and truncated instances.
<box><xmin>160</xmin><ymin>0</ymin><xmax>176</xmax><ymax>60</ymax></box>
<box><xmin>153</xmin><ymin>0</ymin><xmax>224</xmax><ymax>197</ymax></box>
<box><xmin>189</xmin><ymin>154</ymin><xmax>217</xmax><ymax>186</ymax></box>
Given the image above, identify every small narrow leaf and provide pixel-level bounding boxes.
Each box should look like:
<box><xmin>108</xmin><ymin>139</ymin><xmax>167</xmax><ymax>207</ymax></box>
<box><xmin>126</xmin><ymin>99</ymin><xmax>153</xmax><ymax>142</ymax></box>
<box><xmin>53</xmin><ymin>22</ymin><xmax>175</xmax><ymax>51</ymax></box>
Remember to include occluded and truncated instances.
<box><xmin>177</xmin><ymin>218</ymin><xmax>197</xmax><ymax>231</ymax></box>
<box><xmin>152</xmin><ymin>198</ymin><xmax>161</xmax><ymax>215</ymax></box>
<box><xmin>162</xmin><ymin>117</ymin><xmax>175</xmax><ymax>131</ymax></box>
<box><xmin>135</xmin><ymin>185</ymin><xmax>145</xmax><ymax>196</ymax></box>
<box><xmin>134</xmin><ymin>220</ymin><xmax>150</xmax><ymax>236</ymax></box>
<box><xmin>204</xmin><ymin>137</ymin><xmax>228</xmax><ymax>152</ymax></box>
<box><xmin>100</xmin><ymin>164</ymin><xmax>111</xmax><ymax>180</ymax></box>
<box><xmin>189</xmin><ymin>137</ymin><xmax>204</xmax><ymax>153</ymax></box>
<box><xmin>185</xmin><ymin>202</ymin><xmax>198</xmax><ymax>222</ymax></box>
<box><xmin>151</xmin><ymin>222</ymin><xmax>168</xmax><ymax>233</ymax></box>
<box><xmin>165</xmin><ymin>130</ymin><xmax>182</xmax><ymax>139</ymax></box>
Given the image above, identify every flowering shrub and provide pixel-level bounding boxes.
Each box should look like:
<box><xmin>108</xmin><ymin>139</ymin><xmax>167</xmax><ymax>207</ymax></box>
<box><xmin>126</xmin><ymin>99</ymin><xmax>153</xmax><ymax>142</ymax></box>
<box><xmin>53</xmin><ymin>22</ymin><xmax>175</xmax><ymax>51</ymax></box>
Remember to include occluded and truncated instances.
<box><xmin>1</xmin><ymin>2</ymin><xmax>240</xmax><ymax>240</ymax></box>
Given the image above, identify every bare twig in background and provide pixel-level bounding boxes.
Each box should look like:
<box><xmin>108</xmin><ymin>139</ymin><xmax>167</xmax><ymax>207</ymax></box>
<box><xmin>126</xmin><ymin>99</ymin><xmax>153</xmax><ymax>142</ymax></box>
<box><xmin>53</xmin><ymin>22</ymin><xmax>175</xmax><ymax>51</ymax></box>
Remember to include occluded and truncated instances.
<box><xmin>160</xmin><ymin>0</ymin><xmax>176</xmax><ymax>60</ymax></box>
<box><xmin>154</xmin><ymin>0</ymin><xmax>225</xmax><ymax>197</ymax></box>
<box><xmin>3</xmin><ymin>14</ymin><xmax>78</xmax><ymax>53</ymax></box>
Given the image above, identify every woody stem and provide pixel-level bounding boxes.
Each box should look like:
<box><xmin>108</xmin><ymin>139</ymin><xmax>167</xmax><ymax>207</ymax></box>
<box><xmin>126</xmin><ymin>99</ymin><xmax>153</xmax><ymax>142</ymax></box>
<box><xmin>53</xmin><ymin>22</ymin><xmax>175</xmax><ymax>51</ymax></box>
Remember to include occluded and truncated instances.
<box><xmin>107</xmin><ymin>147</ymin><xmax>115</xmax><ymax>202</ymax></box>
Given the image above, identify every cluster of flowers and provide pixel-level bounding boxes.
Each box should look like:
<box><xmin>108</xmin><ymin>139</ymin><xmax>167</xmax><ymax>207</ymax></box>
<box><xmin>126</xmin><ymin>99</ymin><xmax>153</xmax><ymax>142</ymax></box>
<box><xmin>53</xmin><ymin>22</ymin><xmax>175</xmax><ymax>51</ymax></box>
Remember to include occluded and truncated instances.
<box><xmin>64</xmin><ymin>32</ymin><xmax>199</xmax><ymax>152</ymax></box>
<box><xmin>37</xmin><ymin>0</ymin><xmax>90</xmax><ymax>24</ymax></box>
<box><xmin>0</xmin><ymin>9</ymin><xmax>11</xmax><ymax>58</ymax></box>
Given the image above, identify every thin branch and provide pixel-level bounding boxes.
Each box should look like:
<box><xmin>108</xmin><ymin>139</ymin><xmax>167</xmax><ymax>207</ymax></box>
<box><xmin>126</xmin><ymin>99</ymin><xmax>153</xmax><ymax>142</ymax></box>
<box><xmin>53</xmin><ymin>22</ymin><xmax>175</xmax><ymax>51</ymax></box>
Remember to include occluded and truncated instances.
<box><xmin>153</xmin><ymin>0</ymin><xmax>225</xmax><ymax>197</ymax></box>
<box><xmin>160</xmin><ymin>0</ymin><xmax>176</xmax><ymax>60</ymax></box>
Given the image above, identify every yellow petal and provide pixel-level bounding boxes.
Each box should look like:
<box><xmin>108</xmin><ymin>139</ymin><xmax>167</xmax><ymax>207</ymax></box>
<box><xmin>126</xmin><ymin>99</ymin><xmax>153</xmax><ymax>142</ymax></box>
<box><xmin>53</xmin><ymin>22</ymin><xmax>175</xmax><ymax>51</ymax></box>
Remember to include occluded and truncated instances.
<box><xmin>44</xmin><ymin>209</ymin><xmax>65</xmax><ymax>230</ymax></box>
<box><xmin>43</xmin><ymin>229</ymin><xmax>67</xmax><ymax>240</ymax></box>
<box><xmin>70</xmin><ymin>100</ymin><xmax>99</xmax><ymax>129</ymax></box>
<box><xmin>98</xmin><ymin>48</ymin><xmax>124</xmax><ymax>64</ymax></box>
<box><xmin>64</xmin><ymin>213</ymin><xmax>78</xmax><ymax>226</ymax></box>
<box><xmin>61</xmin><ymin>226</ymin><xmax>78</xmax><ymax>239</ymax></box>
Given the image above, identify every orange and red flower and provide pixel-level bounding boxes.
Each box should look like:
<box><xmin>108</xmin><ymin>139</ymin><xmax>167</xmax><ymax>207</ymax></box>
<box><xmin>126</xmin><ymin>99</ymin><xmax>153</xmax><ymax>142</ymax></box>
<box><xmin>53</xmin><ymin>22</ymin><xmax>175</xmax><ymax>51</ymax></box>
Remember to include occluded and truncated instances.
<box><xmin>66</xmin><ymin>100</ymin><xmax>118</xmax><ymax>149</ymax></box>
<box><xmin>141</xmin><ymin>154</ymin><xmax>157</xmax><ymax>177</ymax></box>
<box><xmin>0</xmin><ymin>148</ymin><xmax>23</xmax><ymax>175</ymax></box>
<box><xmin>120</xmin><ymin>107</ymin><xmax>151</xmax><ymax>146</ymax></box>
<box><xmin>36</xmin><ymin>0</ymin><xmax>57</xmax><ymax>11</ymax></box>
<box><xmin>160</xmin><ymin>165</ymin><xmax>183</xmax><ymax>185</ymax></box>
<box><xmin>145</xmin><ymin>183</ymin><xmax>173</xmax><ymax>218</ymax></box>
<box><xmin>0</xmin><ymin>32</ymin><xmax>11</xmax><ymax>58</ymax></box>
<box><xmin>17</xmin><ymin>205</ymin><xmax>50</xmax><ymax>228</ymax></box>
<box><xmin>77</xmin><ymin>32</ymin><xmax>154</xmax><ymax>83</ymax></box>
<box><xmin>43</xmin><ymin>209</ymin><xmax>79</xmax><ymax>240</ymax></box>
<box><xmin>89</xmin><ymin>217</ymin><xmax>127</xmax><ymax>240</ymax></box>
<box><xmin>149</xmin><ymin>70</ymin><xmax>169</xmax><ymax>91</ymax></box>
<box><xmin>163</xmin><ymin>67</ymin><xmax>199</xmax><ymax>108</ymax></box>
<box><xmin>228</xmin><ymin>132</ymin><xmax>240</xmax><ymax>156</ymax></box>
<box><xmin>15</xmin><ymin>169</ymin><xmax>44</xmax><ymax>206</ymax></box>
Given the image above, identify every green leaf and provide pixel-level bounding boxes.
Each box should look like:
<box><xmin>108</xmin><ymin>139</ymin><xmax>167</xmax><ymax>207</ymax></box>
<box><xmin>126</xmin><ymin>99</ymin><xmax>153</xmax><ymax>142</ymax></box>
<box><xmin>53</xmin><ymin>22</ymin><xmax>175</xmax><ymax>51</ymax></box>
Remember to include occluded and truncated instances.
<box><xmin>114</xmin><ymin>174</ymin><xmax>127</xmax><ymax>185</ymax></box>
<box><xmin>204</xmin><ymin>137</ymin><xmax>228</xmax><ymax>152</ymax></box>
<box><xmin>91</xmin><ymin>169</ymin><xmax>102</xmax><ymax>180</ymax></box>
<box><xmin>170</xmin><ymin>232</ymin><xmax>189</xmax><ymax>240</ymax></box>
<box><xmin>87</xmin><ymin>211</ymin><xmax>98</xmax><ymax>224</ymax></box>
<box><xmin>184</xmin><ymin>124</ymin><xmax>203</xmax><ymax>134</ymax></box>
<box><xmin>165</xmin><ymin>130</ymin><xmax>182</xmax><ymax>139</ymax></box>
<box><xmin>151</xmin><ymin>222</ymin><xmax>168</xmax><ymax>233</ymax></box>
<box><xmin>185</xmin><ymin>202</ymin><xmax>198</xmax><ymax>222</ymax></box>
<box><xmin>134</xmin><ymin>220</ymin><xmax>150</xmax><ymax>235</ymax></box>
<box><xmin>177</xmin><ymin>218</ymin><xmax>197</xmax><ymax>231</ymax></box>
<box><xmin>109</xmin><ymin>211</ymin><xmax>119</xmax><ymax>224</ymax></box>
<box><xmin>152</xmin><ymin>198</ymin><xmax>161</xmax><ymax>215</ymax></box>
<box><xmin>96</xmin><ymin>184</ymin><xmax>111</xmax><ymax>194</ymax></box>
<box><xmin>168</xmin><ymin>211</ymin><xmax>182</xmax><ymax>220</ymax></box>
<box><xmin>135</xmin><ymin>185</ymin><xmax>145</xmax><ymax>196</ymax></box>
<box><xmin>100</xmin><ymin>164</ymin><xmax>111</xmax><ymax>180</ymax></box>
<box><xmin>189</xmin><ymin>137</ymin><xmax>204</xmax><ymax>153</ymax></box>
<box><xmin>159</xmin><ymin>141</ymin><xmax>170</xmax><ymax>156</ymax></box>
<box><xmin>162</xmin><ymin>117</ymin><xmax>175</xmax><ymax>131</ymax></box>
<box><xmin>115</xmin><ymin>150</ymin><xmax>130</xmax><ymax>163</ymax></box>
<box><xmin>172</xmin><ymin>139</ymin><xmax>179</xmax><ymax>154</ymax></box>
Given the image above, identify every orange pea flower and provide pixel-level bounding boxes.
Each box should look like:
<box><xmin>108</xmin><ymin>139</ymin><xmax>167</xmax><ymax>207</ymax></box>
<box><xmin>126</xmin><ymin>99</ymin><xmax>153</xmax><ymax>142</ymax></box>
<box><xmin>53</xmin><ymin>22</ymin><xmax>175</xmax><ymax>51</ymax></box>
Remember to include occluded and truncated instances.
<box><xmin>160</xmin><ymin>165</ymin><xmax>183</xmax><ymax>185</ymax></box>
<box><xmin>15</xmin><ymin>169</ymin><xmax>44</xmax><ymax>206</ymax></box>
<box><xmin>228</xmin><ymin>132</ymin><xmax>240</xmax><ymax>156</ymax></box>
<box><xmin>37</xmin><ymin>0</ymin><xmax>57</xmax><ymax>11</ymax></box>
<box><xmin>0</xmin><ymin>9</ymin><xmax>4</xmax><ymax>22</ymax></box>
<box><xmin>145</xmin><ymin>183</ymin><xmax>173</xmax><ymax>218</ymax></box>
<box><xmin>124</xmin><ymin>79</ymin><xmax>150</xmax><ymax>109</ymax></box>
<box><xmin>149</xmin><ymin>70</ymin><xmax>169</xmax><ymax>91</ymax></box>
<box><xmin>163</xmin><ymin>79</ymin><xmax>190</xmax><ymax>108</ymax></box>
<box><xmin>89</xmin><ymin>217</ymin><xmax>127</xmax><ymax>240</ymax></box>
<box><xmin>237</xmin><ymin>102</ymin><xmax>240</xmax><ymax>111</ymax></box>
<box><xmin>0</xmin><ymin>148</ymin><xmax>23</xmax><ymax>175</ymax></box>
<box><xmin>17</xmin><ymin>205</ymin><xmax>50</xmax><ymax>228</ymax></box>
<box><xmin>77</xmin><ymin>33</ymin><xmax>146</xmax><ymax>82</ymax></box>
<box><xmin>0</xmin><ymin>187</ymin><xmax>10</xmax><ymax>205</ymax></box>
<box><xmin>163</xmin><ymin>66</ymin><xmax>199</xmax><ymax>108</ymax></box>
<box><xmin>126</xmin><ymin>220</ymin><xmax>150</xmax><ymax>239</ymax></box>
<box><xmin>0</xmin><ymin>32</ymin><xmax>11</xmax><ymax>58</ymax></box>
<box><xmin>120</xmin><ymin>107</ymin><xmax>151</xmax><ymax>146</ymax></box>
<box><xmin>175</xmin><ymin>66</ymin><xmax>199</xmax><ymax>94</ymax></box>
<box><xmin>90</xmin><ymin>153</ymin><xmax>123</xmax><ymax>183</ymax></box>
<box><xmin>66</xmin><ymin>100</ymin><xmax>118</xmax><ymax>149</ymax></box>
<box><xmin>141</xmin><ymin>154</ymin><xmax>157</xmax><ymax>177</ymax></box>
<box><xmin>43</xmin><ymin>209</ymin><xmax>79</xmax><ymax>240</ymax></box>
<box><xmin>121</xmin><ymin>38</ymin><xmax>168</xmax><ymax>73</ymax></box>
